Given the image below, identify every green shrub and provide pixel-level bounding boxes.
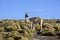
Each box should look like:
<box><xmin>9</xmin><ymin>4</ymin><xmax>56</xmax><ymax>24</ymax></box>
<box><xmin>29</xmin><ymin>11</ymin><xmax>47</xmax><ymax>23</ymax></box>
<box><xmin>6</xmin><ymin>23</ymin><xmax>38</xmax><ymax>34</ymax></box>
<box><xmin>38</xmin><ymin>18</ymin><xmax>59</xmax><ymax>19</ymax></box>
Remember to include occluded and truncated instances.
<box><xmin>7</xmin><ymin>37</ymin><xmax>14</xmax><ymax>40</ymax></box>
<box><xmin>34</xmin><ymin>23</ymin><xmax>40</xmax><ymax>30</ymax></box>
<box><xmin>49</xmin><ymin>27</ymin><xmax>56</xmax><ymax>35</ymax></box>
<box><xmin>23</xmin><ymin>31</ymin><xmax>32</xmax><ymax>38</ymax></box>
<box><xmin>0</xmin><ymin>27</ymin><xmax>4</xmax><ymax>32</ymax></box>
<box><xmin>5</xmin><ymin>25</ymin><xmax>18</xmax><ymax>31</ymax></box>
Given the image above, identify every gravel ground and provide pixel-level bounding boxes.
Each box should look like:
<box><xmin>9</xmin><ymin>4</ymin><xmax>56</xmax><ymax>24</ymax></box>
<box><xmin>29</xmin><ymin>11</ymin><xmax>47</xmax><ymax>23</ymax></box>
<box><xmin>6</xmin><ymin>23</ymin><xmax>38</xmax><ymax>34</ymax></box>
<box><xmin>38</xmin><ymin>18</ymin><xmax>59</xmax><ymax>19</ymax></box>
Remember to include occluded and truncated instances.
<box><xmin>29</xmin><ymin>33</ymin><xmax>60</xmax><ymax>40</ymax></box>
<box><xmin>30</xmin><ymin>36</ymin><xmax>60</xmax><ymax>40</ymax></box>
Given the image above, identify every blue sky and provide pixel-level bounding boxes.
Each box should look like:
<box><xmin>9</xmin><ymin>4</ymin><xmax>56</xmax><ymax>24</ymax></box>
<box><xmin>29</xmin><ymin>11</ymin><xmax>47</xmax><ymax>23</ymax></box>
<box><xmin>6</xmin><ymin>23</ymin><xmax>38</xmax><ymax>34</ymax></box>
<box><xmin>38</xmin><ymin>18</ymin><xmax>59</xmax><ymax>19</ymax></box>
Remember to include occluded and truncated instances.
<box><xmin>0</xmin><ymin>0</ymin><xmax>60</xmax><ymax>19</ymax></box>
